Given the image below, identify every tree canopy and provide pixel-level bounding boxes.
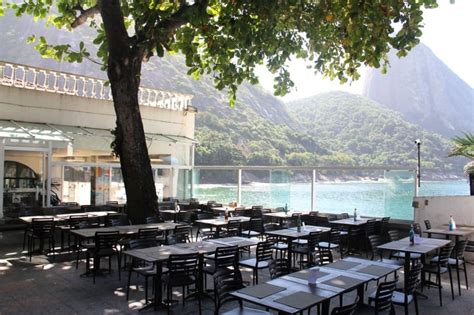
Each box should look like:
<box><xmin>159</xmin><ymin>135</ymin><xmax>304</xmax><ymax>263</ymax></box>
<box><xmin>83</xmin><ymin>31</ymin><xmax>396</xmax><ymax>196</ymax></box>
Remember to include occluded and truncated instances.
<box><xmin>5</xmin><ymin>0</ymin><xmax>437</xmax><ymax>104</ymax></box>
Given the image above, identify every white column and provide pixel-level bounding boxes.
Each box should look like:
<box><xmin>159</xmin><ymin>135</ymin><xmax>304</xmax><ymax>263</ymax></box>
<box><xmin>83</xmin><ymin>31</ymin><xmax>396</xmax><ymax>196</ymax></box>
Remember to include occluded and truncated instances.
<box><xmin>237</xmin><ymin>169</ymin><xmax>242</xmax><ymax>205</ymax></box>
<box><xmin>0</xmin><ymin>140</ymin><xmax>4</xmax><ymax>220</ymax></box>
<box><xmin>46</xmin><ymin>141</ymin><xmax>52</xmax><ymax>206</ymax></box>
<box><xmin>311</xmin><ymin>169</ymin><xmax>316</xmax><ymax>211</ymax></box>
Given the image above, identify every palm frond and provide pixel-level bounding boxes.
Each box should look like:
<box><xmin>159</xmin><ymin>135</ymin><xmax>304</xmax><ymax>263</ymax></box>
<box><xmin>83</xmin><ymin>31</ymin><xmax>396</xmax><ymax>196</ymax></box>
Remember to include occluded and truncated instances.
<box><xmin>448</xmin><ymin>132</ymin><xmax>474</xmax><ymax>159</ymax></box>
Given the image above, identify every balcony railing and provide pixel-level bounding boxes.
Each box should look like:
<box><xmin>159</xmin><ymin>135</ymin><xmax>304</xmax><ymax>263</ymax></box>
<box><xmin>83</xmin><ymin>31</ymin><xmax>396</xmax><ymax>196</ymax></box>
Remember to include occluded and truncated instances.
<box><xmin>0</xmin><ymin>61</ymin><xmax>193</xmax><ymax>111</ymax></box>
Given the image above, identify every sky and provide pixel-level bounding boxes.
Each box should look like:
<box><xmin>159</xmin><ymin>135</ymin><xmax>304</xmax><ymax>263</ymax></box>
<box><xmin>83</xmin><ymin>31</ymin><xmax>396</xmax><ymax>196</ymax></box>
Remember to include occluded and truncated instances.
<box><xmin>255</xmin><ymin>0</ymin><xmax>474</xmax><ymax>101</ymax></box>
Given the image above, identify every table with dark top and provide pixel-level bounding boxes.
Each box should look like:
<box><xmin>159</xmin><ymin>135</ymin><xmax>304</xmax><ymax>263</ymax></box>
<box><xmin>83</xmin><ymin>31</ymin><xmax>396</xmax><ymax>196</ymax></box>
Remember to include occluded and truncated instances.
<box><xmin>378</xmin><ymin>237</ymin><xmax>451</xmax><ymax>292</ymax></box>
<box><xmin>263</xmin><ymin>211</ymin><xmax>302</xmax><ymax>226</ymax></box>
<box><xmin>231</xmin><ymin>257</ymin><xmax>394</xmax><ymax>314</ymax></box>
<box><xmin>70</xmin><ymin>222</ymin><xmax>181</xmax><ymax>240</ymax></box>
<box><xmin>19</xmin><ymin>211</ymin><xmax>118</xmax><ymax>224</ymax></box>
<box><xmin>124</xmin><ymin>237</ymin><xmax>258</xmax><ymax>311</ymax></box>
<box><xmin>194</xmin><ymin>216</ymin><xmax>250</xmax><ymax>238</ymax></box>
<box><xmin>159</xmin><ymin>209</ymin><xmax>199</xmax><ymax>222</ymax></box>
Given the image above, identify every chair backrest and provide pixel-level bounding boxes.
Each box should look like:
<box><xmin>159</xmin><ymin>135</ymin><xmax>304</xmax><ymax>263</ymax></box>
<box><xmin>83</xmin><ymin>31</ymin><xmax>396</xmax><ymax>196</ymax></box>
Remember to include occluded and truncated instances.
<box><xmin>167</xmin><ymin>252</ymin><xmax>199</xmax><ymax>276</ymax></box>
<box><xmin>331</xmin><ymin>296</ymin><xmax>359</xmax><ymax>315</ymax></box>
<box><xmin>68</xmin><ymin>215</ymin><xmax>89</xmax><ymax>229</ymax></box>
<box><xmin>374</xmin><ymin>278</ymin><xmax>398</xmax><ymax>313</ymax></box>
<box><xmin>128</xmin><ymin>238</ymin><xmax>158</xmax><ymax>250</ymax></box>
<box><xmin>226</xmin><ymin>220</ymin><xmax>241</xmax><ymax>236</ymax></box>
<box><xmin>365</xmin><ymin>219</ymin><xmax>377</xmax><ymax>236</ymax></box>
<box><xmin>256</xmin><ymin>241</ymin><xmax>273</xmax><ymax>263</ymax></box>
<box><xmin>213</xmin><ymin>269</ymin><xmax>245</xmax><ymax>313</ymax></box>
<box><xmin>31</xmin><ymin>218</ymin><xmax>55</xmax><ymax>235</ymax></box>
<box><xmin>454</xmin><ymin>240</ymin><xmax>468</xmax><ymax>259</ymax></box>
<box><xmin>178</xmin><ymin>210</ymin><xmax>194</xmax><ymax>224</ymax></box>
<box><xmin>252</xmin><ymin>205</ymin><xmax>263</xmax><ymax>211</ymax></box>
<box><xmin>379</xmin><ymin>217</ymin><xmax>391</xmax><ymax>236</ymax></box>
<box><xmin>328</xmin><ymin>214</ymin><xmax>338</xmax><ymax>221</ymax></box>
<box><xmin>317</xmin><ymin>247</ymin><xmax>334</xmax><ymax>265</ymax></box>
<box><xmin>329</xmin><ymin>227</ymin><xmax>341</xmax><ymax>244</ymax></box>
<box><xmin>340</xmin><ymin>213</ymin><xmax>349</xmax><ymax>219</ymax></box>
<box><xmin>137</xmin><ymin>227</ymin><xmax>161</xmax><ymax>243</ymax></box>
<box><xmin>197</xmin><ymin>212</ymin><xmax>214</xmax><ymax>220</ymax></box>
<box><xmin>405</xmin><ymin>264</ymin><xmax>422</xmax><ymax>295</ymax></box>
<box><xmin>436</xmin><ymin>243</ymin><xmax>455</xmax><ymax>266</ymax></box>
<box><xmin>173</xmin><ymin>224</ymin><xmax>192</xmax><ymax>243</ymax></box>
<box><xmin>249</xmin><ymin>218</ymin><xmax>264</xmax><ymax>233</ymax></box>
<box><xmin>424</xmin><ymin>219</ymin><xmax>432</xmax><ymax>230</ymax></box>
<box><xmin>269</xmin><ymin>259</ymin><xmax>290</xmax><ymax>279</ymax></box>
<box><xmin>368</xmin><ymin>234</ymin><xmax>382</xmax><ymax>259</ymax></box>
<box><xmin>307</xmin><ymin>231</ymin><xmax>322</xmax><ymax>251</ymax></box>
<box><xmin>214</xmin><ymin>246</ymin><xmax>239</xmax><ymax>269</ymax></box>
<box><xmin>309</xmin><ymin>211</ymin><xmax>319</xmax><ymax>217</ymax></box>
<box><xmin>251</xmin><ymin>209</ymin><xmax>263</xmax><ymax>218</ymax></box>
<box><xmin>94</xmin><ymin>231</ymin><xmax>120</xmax><ymax>252</ymax></box>
<box><xmin>387</xmin><ymin>230</ymin><xmax>400</xmax><ymax>242</ymax></box>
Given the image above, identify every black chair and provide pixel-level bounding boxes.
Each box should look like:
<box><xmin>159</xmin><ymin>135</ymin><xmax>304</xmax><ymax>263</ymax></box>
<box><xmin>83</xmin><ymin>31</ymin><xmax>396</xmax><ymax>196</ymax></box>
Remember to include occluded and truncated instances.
<box><xmin>292</xmin><ymin>231</ymin><xmax>322</xmax><ymax>269</ymax></box>
<box><xmin>392</xmin><ymin>263</ymin><xmax>422</xmax><ymax>315</ymax></box>
<box><xmin>378</xmin><ymin>217</ymin><xmax>391</xmax><ymax>240</ymax></box>
<box><xmin>266</xmin><ymin>234</ymin><xmax>288</xmax><ymax>259</ymax></box>
<box><xmin>424</xmin><ymin>219</ymin><xmax>432</xmax><ymax>230</ymax></box>
<box><xmin>432</xmin><ymin>240</ymin><xmax>468</xmax><ymax>296</ymax></box>
<box><xmin>203</xmin><ymin>246</ymin><xmax>239</xmax><ymax>291</ymax></box>
<box><xmin>27</xmin><ymin>218</ymin><xmax>55</xmax><ymax>261</ymax></box>
<box><xmin>368</xmin><ymin>277</ymin><xmax>398</xmax><ymax>315</ymax></box>
<box><xmin>239</xmin><ymin>241</ymin><xmax>273</xmax><ymax>285</ymax></box>
<box><xmin>269</xmin><ymin>258</ymin><xmax>290</xmax><ymax>279</ymax></box>
<box><xmin>331</xmin><ymin>296</ymin><xmax>359</xmax><ymax>315</ymax></box>
<box><xmin>387</xmin><ymin>230</ymin><xmax>421</xmax><ymax>261</ymax></box>
<box><xmin>413</xmin><ymin>223</ymin><xmax>422</xmax><ymax>236</ymax></box>
<box><xmin>316</xmin><ymin>247</ymin><xmax>334</xmax><ymax>266</ymax></box>
<box><xmin>319</xmin><ymin>227</ymin><xmax>342</xmax><ymax>259</ymax></box>
<box><xmin>137</xmin><ymin>227</ymin><xmax>164</xmax><ymax>244</ymax></box>
<box><xmin>365</xmin><ymin>219</ymin><xmax>378</xmax><ymax>258</ymax></box>
<box><xmin>241</xmin><ymin>218</ymin><xmax>264</xmax><ymax>239</ymax></box>
<box><xmin>85</xmin><ymin>231</ymin><xmax>121</xmax><ymax>284</ymax></box>
<box><xmin>195</xmin><ymin>212</ymin><xmax>215</xmax><ymax>240</ymax></box>
<box><xmin>167</xmin><ymin>224</ymin><xmax>192</xmax><ymax>244</ymax></box>
<box><xmin>368</xmin><ymin>235</ymin><xmax>402</xmax><ymax>266</ymax></box>
<box><xmin>221</xmin><ymin>220</ymin><xmax>241</xmax><ymax>237</ymax></box>
<box><xmin>422</xmin><ymin>243</ymin><xmax>455</xmax><ymax>306</ymax></box>
<box><xmin>163</xmin><ymin>252</ymin><xmax>201</xmax><ymax>315</ymax></box>
<box><xmin>126</xmin><ymin>238</ymin><xmax>163</xmax><ymax>302</ymax></box>
<box><xmin>213</xmin><ymin>269</ymin><xmax>270</xmax><ymax>315</ymax></box>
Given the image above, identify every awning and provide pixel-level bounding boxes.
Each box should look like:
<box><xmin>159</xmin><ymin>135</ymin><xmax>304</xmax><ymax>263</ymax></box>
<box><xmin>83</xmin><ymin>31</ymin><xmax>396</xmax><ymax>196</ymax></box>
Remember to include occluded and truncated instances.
<box><xmin>0</xmin><ymin>120</ymin><xmax>198</xmax><ymax>145</ymax></box>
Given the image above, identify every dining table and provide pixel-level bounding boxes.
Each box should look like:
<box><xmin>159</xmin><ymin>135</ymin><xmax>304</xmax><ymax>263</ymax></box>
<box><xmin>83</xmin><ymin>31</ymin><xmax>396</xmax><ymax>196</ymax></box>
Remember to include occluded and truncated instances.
<box><xmin>194</xmin><ymin>216</ymin><xmax>250</xmax><ymax>238</ymax></box>
<box><xmin>124</xmin><ymin>236</ymin><xmax>259</xmax><ymax>311</ymax></box>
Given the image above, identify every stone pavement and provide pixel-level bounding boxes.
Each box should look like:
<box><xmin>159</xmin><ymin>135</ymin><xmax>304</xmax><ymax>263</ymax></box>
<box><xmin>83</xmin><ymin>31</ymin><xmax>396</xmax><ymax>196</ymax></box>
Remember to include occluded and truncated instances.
<box><xmin>1</xmin><ymin>229</ymin><xmax>474</xmax><ymax>315</ymax></box>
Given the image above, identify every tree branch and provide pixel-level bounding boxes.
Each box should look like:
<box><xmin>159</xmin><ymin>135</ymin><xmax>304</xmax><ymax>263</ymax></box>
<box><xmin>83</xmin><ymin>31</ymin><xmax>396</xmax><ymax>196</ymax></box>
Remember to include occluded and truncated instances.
<box><xmin>71</xmin><ymin>5</ymin><xmax>99</xmax><ymax>28</ymax></box>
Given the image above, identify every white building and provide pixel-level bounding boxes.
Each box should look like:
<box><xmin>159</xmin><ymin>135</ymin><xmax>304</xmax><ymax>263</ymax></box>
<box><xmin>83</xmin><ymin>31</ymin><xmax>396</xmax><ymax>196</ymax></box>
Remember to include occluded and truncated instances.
<box><xmin>0</xmin><ymin>61</ymin><xmax>197</xmax><ymax>224</ymax></box>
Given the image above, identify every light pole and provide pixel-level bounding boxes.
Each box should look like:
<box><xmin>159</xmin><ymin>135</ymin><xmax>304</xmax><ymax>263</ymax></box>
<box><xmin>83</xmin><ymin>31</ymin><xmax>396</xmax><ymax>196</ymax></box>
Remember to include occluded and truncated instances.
<box><xmin>415</xmin><ymin>139</ymin><xmax>421</xmax><ymax>195</ymax></box>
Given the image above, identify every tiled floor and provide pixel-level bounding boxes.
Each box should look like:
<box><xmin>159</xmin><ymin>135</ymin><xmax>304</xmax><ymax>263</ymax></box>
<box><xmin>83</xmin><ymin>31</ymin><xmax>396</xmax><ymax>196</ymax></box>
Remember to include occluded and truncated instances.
<box><xmin>1</xmin><ymin>229</ymin><xmax>474</xmax><ymax>314</ymax></box>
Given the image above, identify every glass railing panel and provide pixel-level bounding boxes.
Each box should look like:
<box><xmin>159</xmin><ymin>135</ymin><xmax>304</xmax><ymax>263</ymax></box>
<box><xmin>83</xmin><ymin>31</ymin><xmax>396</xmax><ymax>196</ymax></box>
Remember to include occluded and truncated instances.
<box><xmin>192</xmin><ymin>169</ymin><xmax>238</xmax><ymax>204</ymax></box>
<box><xmin>383</xmin><ymin>170</ymin><xmax>416</xmax><ymax>220</ymax></box>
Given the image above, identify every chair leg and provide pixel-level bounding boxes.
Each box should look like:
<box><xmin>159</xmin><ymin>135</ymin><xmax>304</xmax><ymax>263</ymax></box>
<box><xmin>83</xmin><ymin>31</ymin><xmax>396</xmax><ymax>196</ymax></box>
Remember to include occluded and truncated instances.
<box><xmin>448</xmin><ymin>266</ymin><xmax>455</xmax><ymax>300</ymax></box>
<box><xmin>126</xmin><ymin>266</ymin><xmax>132</xmax><ymax>300</ymax></box>
<box><xmin>414</xmin><ymin>292</ymin><xmax>419</xmax><ymax>315</ymax></box>
<box><xmin>456</xmin><ymin>263</ymin><xmax>461</xmax><ymax>296</ymax></box>
<box><xmin>437</xmin><ymin>273</ymin><xmax>442</xmax><ymax>306</ymax></box>
<box><xmin>464</xmin><ymin>261</ymin><xmax>469</xmax><ymax>289</ymax></box>
<box><xmin>145</xmin><ymin>277</ymin><xmax>149</xmax><ymax>303</ymax></box>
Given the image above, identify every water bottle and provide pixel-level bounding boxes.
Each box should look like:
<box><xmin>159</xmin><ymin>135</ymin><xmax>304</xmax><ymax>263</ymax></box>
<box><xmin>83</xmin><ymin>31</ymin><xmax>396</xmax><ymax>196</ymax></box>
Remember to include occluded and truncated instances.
<box><xmin>409</xmin><ymin>225</ymin><xmax>415</xmax><ymax>245</ymax></box>
<box><xmin>284</xmin><ymin>203</ymin><xmax>288</xmax><ymax>215</ymax></box>
<box><xmin>353</xmin><ymin>208</ymin><xmax>357</xmax><ymax>222</ymax></box>
<box><xmin>449</xmin><ymin>215</ymin><xmax>454</xmax><ymax>231</ymax></box>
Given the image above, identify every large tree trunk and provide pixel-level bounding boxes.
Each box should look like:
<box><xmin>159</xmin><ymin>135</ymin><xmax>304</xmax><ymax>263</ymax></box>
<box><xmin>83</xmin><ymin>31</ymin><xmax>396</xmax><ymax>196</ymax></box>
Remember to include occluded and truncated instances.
<box><xmin>100</xmin><ymin>0</ymin><xmax>158</xmax><ymax>223</ymax></box>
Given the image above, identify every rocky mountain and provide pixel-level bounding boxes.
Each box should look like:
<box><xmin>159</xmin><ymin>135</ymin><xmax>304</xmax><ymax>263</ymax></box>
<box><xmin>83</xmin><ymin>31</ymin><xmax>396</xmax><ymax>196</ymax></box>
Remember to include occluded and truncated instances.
<box><xmin>363</xmin><ymin>44</ymin><xmax>474</xmax><ymax>137</ymax></box>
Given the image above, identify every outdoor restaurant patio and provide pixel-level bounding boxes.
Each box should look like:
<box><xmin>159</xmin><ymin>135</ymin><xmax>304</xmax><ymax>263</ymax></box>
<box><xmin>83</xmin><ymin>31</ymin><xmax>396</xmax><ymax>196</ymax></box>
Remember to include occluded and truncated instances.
<box><xmin>1</xmin><ymin>203</ymin><xmax>474</xmax><ymax>315</ymax></box>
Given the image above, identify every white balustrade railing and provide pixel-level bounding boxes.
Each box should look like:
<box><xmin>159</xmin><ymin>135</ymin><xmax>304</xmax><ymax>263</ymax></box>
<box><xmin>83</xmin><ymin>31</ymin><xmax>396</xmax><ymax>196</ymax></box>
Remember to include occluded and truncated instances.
<box><xmin>0</xmin><ymin>61</ymin><xmax>193</xmax><ymax>111</ymax></box>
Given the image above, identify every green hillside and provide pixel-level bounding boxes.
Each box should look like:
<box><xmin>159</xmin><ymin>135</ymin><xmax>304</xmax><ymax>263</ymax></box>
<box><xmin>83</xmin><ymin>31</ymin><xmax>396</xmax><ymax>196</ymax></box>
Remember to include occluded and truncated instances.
<box><xmin>286</xmin><ymin>92</ymin><xmax>465</xmax><ymax>176</ymax></box>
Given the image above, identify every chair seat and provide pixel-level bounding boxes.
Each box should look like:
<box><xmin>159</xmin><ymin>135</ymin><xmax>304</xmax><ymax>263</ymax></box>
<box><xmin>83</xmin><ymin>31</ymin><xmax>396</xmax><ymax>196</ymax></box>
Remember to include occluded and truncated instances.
<box><xmin>392</xmin><ymin>252</ymin><xmax>421</xmax><ymax>260</ymax></box>
<box><xmin>271</xmin><ymin>242</ymin><xmax>288</xmax><ymax>250</ymax></box>
<box><xmin>431</xmin><ymin>256</ymin><xmax>464</xmax><ymax>266</ymax></box>
<box><xmin>318</xmin><ymin>242</ymin><xmax>339</xmax><ymax>249</ymax></box>
<box><xmin>392</xmin><ymin>290</ymin><xmax>414</xmax><ymax>304</ymax></box>
<box><xmin>422</xmin><ymin>264</ymin><xmax>448</xmax><ymax>274</ymax></box>
<box><xmin>241</xmin><ymin>230</ymin><xmax>261</xmax><ymax>237</ymax></box>
<box><xmin>239</xmin><ymin>259</ymin><xmax>269</xmax><ymax>269</ymax></box>
<box><xmin>222</xmin><ymin>306</ymin><xmax>271</xmax><ymax>315</ymax></box>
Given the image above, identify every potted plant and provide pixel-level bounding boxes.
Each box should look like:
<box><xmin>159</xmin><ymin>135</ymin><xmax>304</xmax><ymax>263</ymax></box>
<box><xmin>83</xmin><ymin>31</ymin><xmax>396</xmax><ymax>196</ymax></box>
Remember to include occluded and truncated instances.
<box><xmin>449</xmin><ymin>133</ymin><xmax>474</xmax><ymax>196</ymax></box>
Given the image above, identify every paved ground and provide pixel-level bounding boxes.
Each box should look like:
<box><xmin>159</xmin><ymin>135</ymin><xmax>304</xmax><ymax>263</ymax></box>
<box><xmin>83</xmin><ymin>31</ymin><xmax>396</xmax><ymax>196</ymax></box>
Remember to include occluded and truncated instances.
<box><xmin>1</xmin><ymin>229</ymin><xmax>474</xmax><ymax>315</ymax></box>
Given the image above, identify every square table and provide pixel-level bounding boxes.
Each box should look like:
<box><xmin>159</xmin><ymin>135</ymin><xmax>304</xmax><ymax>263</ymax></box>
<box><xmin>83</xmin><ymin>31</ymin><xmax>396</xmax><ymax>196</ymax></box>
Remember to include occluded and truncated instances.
<box><xmin>263</xmin><ymin>212</ymin><xmax>302</xmax><ymax>226</ymax></box>
<box><xmin>124</xmin><ymin>237</ymin><xmax>255</xmax><ymax>311</ymax></box>
<box><xmin>378</xmin><ymin>237</ymin><xmax>451</xmax><ymax>290</ymax></box>
<box><xmin>194</xmin><ymin>216</ymin><xmax>250</xmax><ymax>237</ymax></box>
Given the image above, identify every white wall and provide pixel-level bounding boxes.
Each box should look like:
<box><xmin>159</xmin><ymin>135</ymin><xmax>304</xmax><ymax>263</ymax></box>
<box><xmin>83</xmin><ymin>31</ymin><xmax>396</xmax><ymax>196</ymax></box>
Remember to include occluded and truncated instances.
<box><xmin>414</xmin><ymin>195</ymin><xmax>474</xmax><ymax>228</ymax></box>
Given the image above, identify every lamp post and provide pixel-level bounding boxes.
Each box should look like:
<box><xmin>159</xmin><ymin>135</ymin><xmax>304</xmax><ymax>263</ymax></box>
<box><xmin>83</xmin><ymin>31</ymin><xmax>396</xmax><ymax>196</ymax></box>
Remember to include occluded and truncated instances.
<box><xmin>415</xmin><ymin>139</ymin><xmax>421</xmax><ymax>195</ymax></box>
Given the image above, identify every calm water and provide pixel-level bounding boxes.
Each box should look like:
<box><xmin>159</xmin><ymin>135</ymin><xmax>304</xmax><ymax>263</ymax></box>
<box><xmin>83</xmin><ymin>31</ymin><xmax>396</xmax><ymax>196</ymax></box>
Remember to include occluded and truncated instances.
<box><xmin>193</xmin><ymin>180</ymin><xmax>470</xmax><ymax>220</ymax></box>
